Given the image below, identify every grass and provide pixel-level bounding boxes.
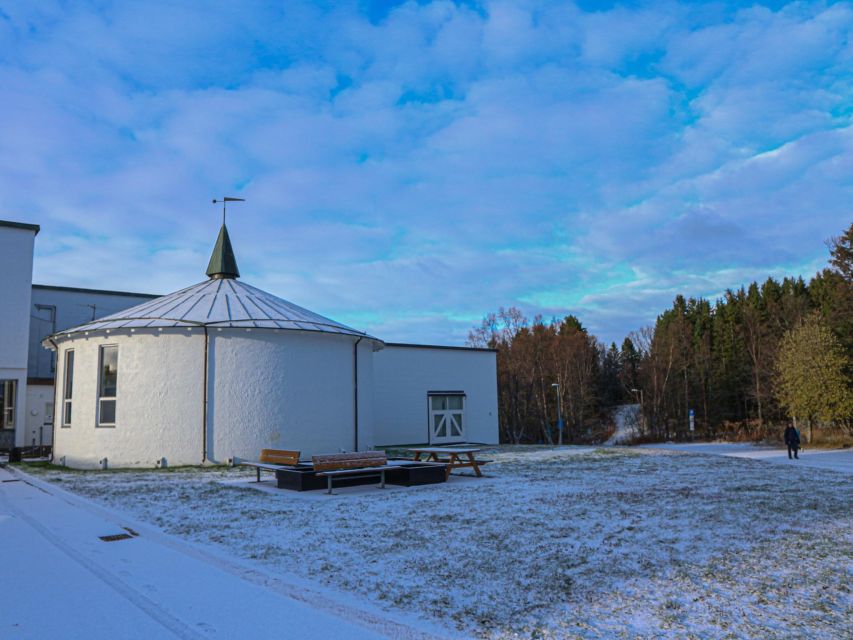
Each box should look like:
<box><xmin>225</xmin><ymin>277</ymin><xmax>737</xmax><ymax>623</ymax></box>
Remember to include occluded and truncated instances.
<box><xmin>20</xmin><ymin>447</ymin><xmax>853</xmax><ymax>639</ymax></box>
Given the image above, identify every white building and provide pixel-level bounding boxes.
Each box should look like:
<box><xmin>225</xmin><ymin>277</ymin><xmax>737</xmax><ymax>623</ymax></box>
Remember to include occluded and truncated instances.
<box><xmin>0</xmin><ymin>221</ymin><xmax>39</xmax><ymax>451</ymax></box>
<box><xmin>1</xmin><ymin>219</ymin><xmax>498</xmax><ymax>467</ymax></box>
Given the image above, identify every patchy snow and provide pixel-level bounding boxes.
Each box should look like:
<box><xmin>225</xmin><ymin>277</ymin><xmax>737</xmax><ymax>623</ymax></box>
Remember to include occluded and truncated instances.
<box><xmin>0</xmin><ymin>465</ymin><xmax>452</xmax><ymax>640</ymax></box>
<box><xmin>643</xmin><ymin>442</ymin><xmax>853</xmax><ymax>475</ymax></box>
<box><xmin>19</xmin><ymin>447</ymin><xmax>853</xmax><ymax>639</ymax></box>
<box><xmin>605</xmin><ymin>404</ymin><xmax>641</xmax><ymax>445</ymax></box>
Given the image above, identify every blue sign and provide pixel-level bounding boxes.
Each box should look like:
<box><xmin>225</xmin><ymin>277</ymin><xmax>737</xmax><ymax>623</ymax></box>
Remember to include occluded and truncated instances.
<box><xmin>689</xmin><ymin>409</ymin><xmax>694</xmax><ymax>417</ymax></box>
<box><xmin>557</xmin><ymin>419</ymin><xmax>564</xmax><ymax>429</ymax></box>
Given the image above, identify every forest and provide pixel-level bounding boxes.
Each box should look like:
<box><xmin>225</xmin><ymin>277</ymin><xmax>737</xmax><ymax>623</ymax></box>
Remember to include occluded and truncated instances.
<box><xmin>468</xmin><ymin>222</ymin><xmax>853</xmax><ymax>445</ymax></box>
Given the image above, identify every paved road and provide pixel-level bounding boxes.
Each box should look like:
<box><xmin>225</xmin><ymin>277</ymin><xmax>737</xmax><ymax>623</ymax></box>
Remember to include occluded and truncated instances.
<box><xmin>0</xmin><ymin>465</ymin><xmax>450</xmax><ymax>640</ymax></box>
<box><xmin>642</xmin><ymin>442</ymin><xmax>853</xmax><ymax>474</ymax></box>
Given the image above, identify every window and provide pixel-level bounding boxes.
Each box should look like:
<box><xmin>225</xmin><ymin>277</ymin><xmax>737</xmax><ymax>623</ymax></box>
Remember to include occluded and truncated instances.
<box><xmin>62</xmin><ymin>350</ymin><xmax>74</xmax><ymax>427</ymax></box>
<box><xmin>428</xmin><ymin>393</ymin><xmax>465</xmax><ymax>444</ymax></box>
<box><xmin>97</xmin><ymin>345</ymin><xmax>118</xmax><ymax>427</ymax></box>
<box><xmin>0</xmin><ymin>380</ymin><xmax>16</xmax><ymax>429</ymax></box>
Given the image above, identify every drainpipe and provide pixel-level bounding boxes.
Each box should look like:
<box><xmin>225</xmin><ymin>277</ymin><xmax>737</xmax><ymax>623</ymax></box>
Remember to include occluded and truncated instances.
<box><xmin>202</xmin><ymin>327</ymin><xmax>209</xmax><ymax>464</ymax></box>
<box><xmin>353</xmin><ymin>337</ymin><xmax>363</xmax><ymax>452</ymax></box>
<box><xmin>47</xmin><ymin>337</ymin><xmax>59</xmax><ymax>463</ymax></box>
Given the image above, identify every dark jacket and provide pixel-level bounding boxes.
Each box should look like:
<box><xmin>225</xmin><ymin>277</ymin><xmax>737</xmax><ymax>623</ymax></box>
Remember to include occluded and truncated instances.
<box><xmin>784</xmin><ymin>426</ymin><xmax>800</xmax><ymax>447</ymax></box>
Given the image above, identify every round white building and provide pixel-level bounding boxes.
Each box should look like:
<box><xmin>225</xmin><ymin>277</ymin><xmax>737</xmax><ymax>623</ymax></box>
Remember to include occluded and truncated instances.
<box><xmin>47</xmin><ymin>224</ymin><xmax>383</xmax><ymax>469</ymax></box>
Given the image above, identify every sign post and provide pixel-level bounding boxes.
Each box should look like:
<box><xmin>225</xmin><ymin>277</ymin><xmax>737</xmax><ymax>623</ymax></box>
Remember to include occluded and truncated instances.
<box><xmin>689</xmin><ymin>408</ymin><xmax>695</xmax><ymax>439</ymax></box>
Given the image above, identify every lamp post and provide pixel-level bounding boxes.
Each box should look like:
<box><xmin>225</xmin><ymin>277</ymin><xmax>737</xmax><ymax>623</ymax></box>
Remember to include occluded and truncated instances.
<box><xmin>551</xmin><ymin>383</ymin><xmax>563</xmax><ymax>446</ymax></box>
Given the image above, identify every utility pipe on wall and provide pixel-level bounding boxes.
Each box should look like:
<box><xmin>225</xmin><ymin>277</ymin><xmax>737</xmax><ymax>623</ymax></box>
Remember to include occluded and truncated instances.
<box><xmin>202</xmin><ymin>327</ymin><xmax>209</xmax><ymax>464</ymax></box>
<box><xmin>47</xmin><ymin>337</ymin><xmax>59</xmax><ymax>463</ymax></box>
<box><xmin>353</xmin><ymin>337</ymin><xmax>363</xmax><ymax>452</ymax></box>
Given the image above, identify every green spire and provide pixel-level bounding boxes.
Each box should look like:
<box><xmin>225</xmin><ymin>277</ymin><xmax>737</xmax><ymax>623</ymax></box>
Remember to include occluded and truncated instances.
<box><xmin>206</xmin><ymin>224</ymin><xmax>240</xmax><ymax>279</ymax></box>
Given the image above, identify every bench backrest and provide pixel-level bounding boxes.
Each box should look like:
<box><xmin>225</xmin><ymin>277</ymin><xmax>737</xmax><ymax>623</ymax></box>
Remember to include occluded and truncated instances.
<box><xmin>312</xmin><ymin>451</ymin><xmax>387</xmax><ymax>471</ymax></box>
<box><xmin>259</xmin><ymin>449</ymin><xmax>301</xmax><ymax>465</ymax></box>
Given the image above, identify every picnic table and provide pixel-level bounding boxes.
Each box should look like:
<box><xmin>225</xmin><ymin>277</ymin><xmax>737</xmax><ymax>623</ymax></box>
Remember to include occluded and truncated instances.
<box><xmin>407</xmin><ymin>447</ymin><xmax>487</xmax><ymax>479</ymax></box>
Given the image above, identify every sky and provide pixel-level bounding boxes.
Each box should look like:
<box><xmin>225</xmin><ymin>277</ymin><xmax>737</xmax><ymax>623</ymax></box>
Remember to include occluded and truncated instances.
<box><xmin>1</xmin><ymin>1</ymin><xmax>850</xmax><ymax>346</ymax></box>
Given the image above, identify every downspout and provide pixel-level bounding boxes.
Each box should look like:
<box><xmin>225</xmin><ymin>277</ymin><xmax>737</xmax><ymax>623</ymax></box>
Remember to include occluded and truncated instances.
<box><xmin>353</xmin><ymin>337</ymin><xmax>363</xmax><ymax>452</ymax></box>
<box><xmin>202</xmin><ymin>327</ymin><xmax>209</xmax><ymax>464</ymax></box>
<box><xmin>47</xmin><ymin>337</ymin><xmax>59</xmax><ymax>463</ymax></box>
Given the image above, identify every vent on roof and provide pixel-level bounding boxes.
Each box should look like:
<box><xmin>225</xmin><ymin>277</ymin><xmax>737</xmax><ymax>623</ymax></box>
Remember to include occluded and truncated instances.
<box><xmin>99</xmin><ymin>533</ymin><xmax>134</xmax><ymax>542</ymax></box>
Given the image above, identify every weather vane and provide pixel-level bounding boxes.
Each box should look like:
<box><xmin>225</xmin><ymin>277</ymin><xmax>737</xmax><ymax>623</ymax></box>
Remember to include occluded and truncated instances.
<box><xmin>212</xmin><ymin>196</ymin><xmax>245</xmax><ymax>225</ymax></box>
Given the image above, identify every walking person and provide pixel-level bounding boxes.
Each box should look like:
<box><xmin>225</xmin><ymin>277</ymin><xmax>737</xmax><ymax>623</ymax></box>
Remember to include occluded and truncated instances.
<box><xmin>784</xmin><ymin>423</ymin><xmax>800</xmax><ymax>460</ymax></box>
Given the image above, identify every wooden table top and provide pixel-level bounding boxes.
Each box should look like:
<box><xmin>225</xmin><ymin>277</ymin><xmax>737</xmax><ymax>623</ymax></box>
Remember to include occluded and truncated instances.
<box><xmin>407</xmin><ymin>447</ymin><xmax>482</xmax><ymax>454</ymax></box>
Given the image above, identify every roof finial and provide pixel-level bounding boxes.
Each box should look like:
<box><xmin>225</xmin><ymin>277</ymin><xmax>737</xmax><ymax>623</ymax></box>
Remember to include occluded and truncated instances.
<box><xmin>207</xmin><ymin>197</ymin><xmax>244</xmax><ymax>279</ymax></box>
<box><xmin>212</xmin><ymin>196</ymin><xmax>245</xmax><ymax>225</ymax></box>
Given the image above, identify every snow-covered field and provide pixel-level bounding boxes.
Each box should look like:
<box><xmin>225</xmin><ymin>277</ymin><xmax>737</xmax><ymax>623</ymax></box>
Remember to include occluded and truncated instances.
<box><xmin>25</xmin><ymin>447</ymin><xmax>853</xmax><ymax>639</ymax></box>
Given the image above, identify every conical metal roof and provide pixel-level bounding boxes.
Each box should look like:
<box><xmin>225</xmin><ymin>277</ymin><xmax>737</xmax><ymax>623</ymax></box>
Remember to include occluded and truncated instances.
<box><xmin>206</xmin><ymin>224</ymin><xmax>240</xmax><ymax>279</ymax></box>
<box><xmin>51</xmin><ymin>278</ymin><xmax>380</xmax><ymax>340</ymax></box>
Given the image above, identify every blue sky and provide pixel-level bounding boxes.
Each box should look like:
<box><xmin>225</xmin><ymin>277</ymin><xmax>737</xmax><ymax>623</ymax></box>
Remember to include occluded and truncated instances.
<box><xmin>1</xmin><ymin>1</ymin><xmax>850</xmax><ymax>345</ymax></box>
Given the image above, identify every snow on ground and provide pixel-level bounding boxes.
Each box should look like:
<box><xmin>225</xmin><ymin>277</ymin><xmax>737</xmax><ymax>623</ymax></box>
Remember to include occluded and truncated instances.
<box><xmin>0</xmin><ymin>465</ymin><xmax>446</xmax><ymax>640</ymax></box>
<box><xmin>20</xmin><ymin>447</ymin><xmax>853</xmax><ymax>639</ymax></box>
<box><xmin>643</xmin><ymin>442</ymin><xmax>853</xmax><ymax>474</ymax></box>
<box><xmin>605</xmin><ymin>405</ymin><xmax>641</xmax><ymax>445</ymax></box>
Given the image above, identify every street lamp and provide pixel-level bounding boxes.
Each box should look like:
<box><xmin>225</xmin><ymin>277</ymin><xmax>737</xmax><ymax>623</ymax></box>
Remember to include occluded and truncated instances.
<box><xmin>551</xmin><ymin>383</ymin><xmax>563</xmax><ymax>446</ymax></box>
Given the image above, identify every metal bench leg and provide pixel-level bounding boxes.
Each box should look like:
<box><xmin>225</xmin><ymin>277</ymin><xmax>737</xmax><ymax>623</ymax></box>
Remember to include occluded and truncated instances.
<box><xmin>327</xmin><ymin>475</ymin><xmax>333</xmax><ymax>495</ymax></box>
<box><xmin>257</xmin><ymin>468</ymin><xmax>261</xmax><ymax>482</ymax></box>
<box><xmin>379</xmin><ymin>470</ymin><xmax>385</xmax><ymax>489</ymax></box>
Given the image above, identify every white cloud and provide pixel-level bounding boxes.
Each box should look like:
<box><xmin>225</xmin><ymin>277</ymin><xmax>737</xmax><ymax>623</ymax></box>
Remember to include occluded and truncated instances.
<box><xmin>1</xmin><ymin>0</ymin><xmax>850</xmax><ymax>345</ymax></box>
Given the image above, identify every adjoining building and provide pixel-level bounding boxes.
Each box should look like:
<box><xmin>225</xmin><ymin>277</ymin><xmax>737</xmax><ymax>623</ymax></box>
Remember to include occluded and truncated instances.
<box><xmin>1</xmin><ymin>219</ymin><xmax>498</xmax><ymax>468</ymax></box>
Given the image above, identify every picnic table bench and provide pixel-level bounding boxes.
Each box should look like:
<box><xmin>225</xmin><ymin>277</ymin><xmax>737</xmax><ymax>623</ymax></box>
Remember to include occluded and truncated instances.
<box><xmin>312</xmin><ymin>451</ymin><xmax>395</xmax><ymax>494</ymax></box>
<box><xmin>407</xmin><ymin>447</ymin><xmax>489</xmax><ymax>479</ymax></box>
<box><xmin>239</xmin><ymin>449</ymin><xmax>301</xmax><ymax>482</ymax></box>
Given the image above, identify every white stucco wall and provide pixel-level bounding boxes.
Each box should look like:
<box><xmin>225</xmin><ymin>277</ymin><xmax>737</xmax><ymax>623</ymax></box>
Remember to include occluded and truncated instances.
<box><xmin>50</xmin><ymin>328</ymin><xmax>378</xmax><ymax>468</ymax></box>
<box><xmin>52</xmin><ymin>330</ymin><xmax>204</xmax><ymax>469</ymax></box>
<box><xmin>372</xmin><ymin>345</ymin><xmax>499</xmax><ymax>446</ymax></box>
<box><xmin>0</xmin><ymin>223</ymin><xmax>38</xmax><ymax>447</ymax></box>
<box><xmin>208</xmin><ymin>330</ymin><xmax>376</xmax><ymax>463</ymax></box>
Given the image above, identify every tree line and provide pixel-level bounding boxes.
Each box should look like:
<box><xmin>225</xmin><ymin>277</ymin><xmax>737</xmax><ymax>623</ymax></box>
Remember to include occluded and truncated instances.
<box><xmin>468</xmin><ymin>222</ymin><xmax>853</xmax><ymax>444</ymax></box>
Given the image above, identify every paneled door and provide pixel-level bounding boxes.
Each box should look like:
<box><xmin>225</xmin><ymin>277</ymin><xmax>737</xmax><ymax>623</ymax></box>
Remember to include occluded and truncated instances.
<box><xmin>428</xmin><ymin>394</ymin><xmax>465</xmax><ymax>444</ymax></box>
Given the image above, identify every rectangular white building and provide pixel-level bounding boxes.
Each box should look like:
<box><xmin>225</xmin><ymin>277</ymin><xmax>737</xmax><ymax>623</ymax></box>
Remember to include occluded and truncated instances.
<box><xmin>0</xmin><ymin>220</ymin><xmax>39</xmax><ymax>450</ymax></box>
<box><xmin>373</xmin><ymin>343</ymin><xmax>498</xmax><ymax>446</ymax></box>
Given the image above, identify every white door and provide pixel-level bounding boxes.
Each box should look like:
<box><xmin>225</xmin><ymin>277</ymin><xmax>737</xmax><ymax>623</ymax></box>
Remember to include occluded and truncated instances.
<box><xmin>429</xmin><ymin>395</ymin><xmax>465</xmax><ymax>444</ymax></box>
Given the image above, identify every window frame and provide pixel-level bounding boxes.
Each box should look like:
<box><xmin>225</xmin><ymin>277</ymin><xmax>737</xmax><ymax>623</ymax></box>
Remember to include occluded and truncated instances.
<box><xmin>62</xmin><ymin>349</ymin><xmax>74</xmax><ymax>428</ymax></box>
<box><xmin>1</xmin><ymin>379</ymin><xmax>17</xmax><ymax>430</ymax></box>
<box><xmin>96</xmin><ymin>345</ymin><xmax>118</xmax><ymax>428</ymax></box>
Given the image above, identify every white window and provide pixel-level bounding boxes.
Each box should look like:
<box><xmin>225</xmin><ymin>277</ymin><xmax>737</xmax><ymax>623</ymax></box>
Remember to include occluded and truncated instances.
<box><xmin>0</xmin><ymin>380</ymin><xmax>16</xmax><ymax>429</ymax></box>
<box><xmin>428</xmin><ymin>393</ymin><xmax>465</xmax><ymax>444</ymax></box>
<box><xmin>97</xmin><ymin>345</ymin><xmax>118</xmax><ymax>427</ymax></box>
<box><xmin>62</xmin><ymin>350</ymin><xmax>74</xmax><ymax>427</ymax></box>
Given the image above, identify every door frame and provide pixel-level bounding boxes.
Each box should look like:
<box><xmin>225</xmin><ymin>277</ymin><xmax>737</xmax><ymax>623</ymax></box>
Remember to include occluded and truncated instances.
<box><xmin>427</xmin><ymin>391</ymin><xmax>466</xmax><ymax>444</ymax></box>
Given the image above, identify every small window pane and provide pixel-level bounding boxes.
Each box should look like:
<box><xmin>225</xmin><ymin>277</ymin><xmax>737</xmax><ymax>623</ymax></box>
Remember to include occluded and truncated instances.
<box><xmin>448</xmin><ymin>396</ymin><xmax>463</xmax><ymax>410</ymax></box>
<box><xmin>64</xmin><ymin>351</ymin><xmax>74</xmax><ymax>400</ymax></box>
<box><xmin>100</xmin><ymin>400</ymin><xmax>116</xmax><ymax>425</ymax></box>
<box><xmin>100</xmin><ymin>346</ymin><xmax>118</xmax><ymax>398</ymax></box>
<box><xmin>63</xmin><ymin>402</ymin><xmax>72</xmax><ymax>425</ymax></box>
<box><xmin>431</xmin><ymin>396</ymin><xmax>446</xmax><ymax>411</ymax></box>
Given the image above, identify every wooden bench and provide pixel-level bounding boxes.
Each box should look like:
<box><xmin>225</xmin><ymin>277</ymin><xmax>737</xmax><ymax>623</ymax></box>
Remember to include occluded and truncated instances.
<box><xmin>240</xmin><ymin>449</ymin><xmax>301</xmax><ymax>482</ymax></box>
<box><xmin>312</xmin><ymin>451</ymin><xmax>393</xmax><ymax>494</ymax></box>
<box><xmin>408</xmin><ymin>447</ymin><xmax>490</xmax><ymax>479</ymax></box>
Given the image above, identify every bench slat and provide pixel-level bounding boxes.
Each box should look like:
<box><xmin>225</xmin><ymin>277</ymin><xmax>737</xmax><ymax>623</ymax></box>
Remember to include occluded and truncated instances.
<box><xmin>259</xmin><ymin>449</ymin><xmax>300</xmax><ymax>465</ymax></box>
<box><xmin>316</xmin><ymin>465</ymin><xmax>392</xmax><ymax>476</ymax></box>
<box><xmin>312</xmin><ymin>451</ymin><xmax>387</xmax><ymax>471</ymax></box>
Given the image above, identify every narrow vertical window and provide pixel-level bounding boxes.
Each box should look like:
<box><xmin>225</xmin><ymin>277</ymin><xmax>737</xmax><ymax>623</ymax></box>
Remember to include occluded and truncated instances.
<box><xmin>0</xmin><ymin>380</ymin><xmax>17</xmax><ymax>429</ymax></box>
<box><xmin>62</xmin><ymin>350</ymin><xmax>74</xmax><ymax>427</ymax></box>
<box><xmin>97</xmin><ymin>345</ymin><xmax>118</xmax><ymax>427</ymax></box>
